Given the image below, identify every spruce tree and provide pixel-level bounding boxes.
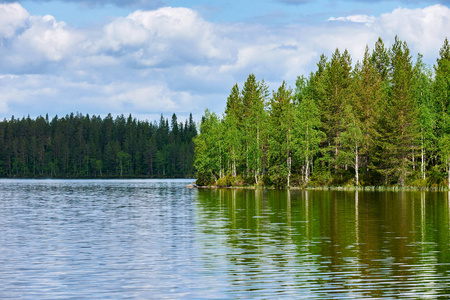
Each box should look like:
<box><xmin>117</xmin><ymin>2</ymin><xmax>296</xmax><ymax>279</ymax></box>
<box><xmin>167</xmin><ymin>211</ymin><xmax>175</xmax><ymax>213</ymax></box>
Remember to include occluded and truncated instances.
<box><xmin>380</xmin><ymin>37</ymin><xmax>419</xmax><ymax>185</ymax></box>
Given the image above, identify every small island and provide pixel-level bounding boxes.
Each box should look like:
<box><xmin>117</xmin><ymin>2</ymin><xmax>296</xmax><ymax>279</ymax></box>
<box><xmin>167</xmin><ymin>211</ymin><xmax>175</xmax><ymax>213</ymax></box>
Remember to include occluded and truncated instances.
<box><xmin>194</xmin><ymin>37</ymin><xmax>450</xmax><ymax>190</ymax></box>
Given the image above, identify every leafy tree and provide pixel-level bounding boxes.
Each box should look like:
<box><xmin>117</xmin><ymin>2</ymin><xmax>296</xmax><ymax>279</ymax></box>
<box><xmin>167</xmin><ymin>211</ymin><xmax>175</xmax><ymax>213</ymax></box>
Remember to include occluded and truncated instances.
<box><xmin>241</xmin><ymin>74</ymin><xmax>269</xmax><ymax>184</ymax></box>
<box><xmin>268</xmin><ymin>81</ymin><xmax>294</xmax><ymax>187</ymax></box>
<box><xmin>413</xmin><ymin>54</ymin><xmax>434</xmax><ymax>181</ymax></box>
<box><xmin>339</xmin><ymin>105</ymin><xmax>363</xmax><ymax>185</ymax></box>
<box><xmin>292</xmin><ymin>75</ymin><xmax>325</xmax><ymax>185</ymax></box>
<box><xmin>223</xmin><ymin>84</ymin><xmax>242</xmax><ymax>177</ymax></box>
<box><xmin>194</xmin><ymin>110</ymin><xmax>222</xmax><ymax>185</ymax></box>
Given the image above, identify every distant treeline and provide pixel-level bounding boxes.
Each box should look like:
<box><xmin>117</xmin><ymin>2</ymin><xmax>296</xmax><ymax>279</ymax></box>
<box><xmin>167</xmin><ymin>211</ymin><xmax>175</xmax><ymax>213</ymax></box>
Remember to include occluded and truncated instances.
<box><xmin>195</xmin><ymin>36</ymin><xmax>450</xmax><ymax>188</ymax></box>
<box><xmin>0</xmin><ymin>112</ymin><xmax>197</xmax><ymax>178</ymax></box>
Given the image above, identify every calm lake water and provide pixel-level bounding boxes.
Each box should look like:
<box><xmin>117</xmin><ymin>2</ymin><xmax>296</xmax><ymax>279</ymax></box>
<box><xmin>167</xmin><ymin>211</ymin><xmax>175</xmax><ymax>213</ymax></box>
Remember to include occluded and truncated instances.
<box><xmin>0</xmin><ymin>179</ymin><xmax>449</xmax><ymax>299</ymax></box>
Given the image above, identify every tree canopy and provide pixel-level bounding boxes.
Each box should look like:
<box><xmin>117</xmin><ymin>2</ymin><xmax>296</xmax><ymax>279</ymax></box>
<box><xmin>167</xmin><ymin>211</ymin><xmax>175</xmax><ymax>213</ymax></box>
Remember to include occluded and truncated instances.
<box><xmin>195</xmin><ymin>37</ymin><xmax>450</xmax><ymax>189</ymax></box>
<box><xmin>0</xmin><ymin>112</ymin><xmax>197</xmax><ymax>178</ymax></box>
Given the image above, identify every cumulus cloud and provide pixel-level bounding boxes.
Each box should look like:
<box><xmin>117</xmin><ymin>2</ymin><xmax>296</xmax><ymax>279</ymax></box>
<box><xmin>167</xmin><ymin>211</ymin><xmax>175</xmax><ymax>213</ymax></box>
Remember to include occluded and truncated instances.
<box><xmin>0</xmin><ymin>3</ymin><xmax>29</xmax><ymax>38</ymax></box>
<box><xmin>328</xmin><ymin>4</ymin><xmax>450</xmax><ymax>57</ymax></box>
<box><xmin>99</xmin><ymin>7</ymin><xmax>224</xmax><ymax>67</ymax></box>
<box><xmin>0</xmin><ymin>7</ymin><xmax>84</xmax><ymax>73</ymax></box>
<box><xmin>1</xmin><ymin>3</ymin><xmax>450</xmax><ymax>120</ymax></box>
<box><xmin>375</xmin><ymin>5</ymin><xmax>450</xmax><ymax>56</ymax></box>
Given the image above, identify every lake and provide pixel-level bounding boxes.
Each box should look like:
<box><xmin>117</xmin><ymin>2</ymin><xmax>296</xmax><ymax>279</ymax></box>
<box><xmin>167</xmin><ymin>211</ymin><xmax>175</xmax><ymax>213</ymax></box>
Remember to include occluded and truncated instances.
<box><xmin>0</xmin><ymin>179</ymin><xmax>449</xmax><ymax>299</ymax></box>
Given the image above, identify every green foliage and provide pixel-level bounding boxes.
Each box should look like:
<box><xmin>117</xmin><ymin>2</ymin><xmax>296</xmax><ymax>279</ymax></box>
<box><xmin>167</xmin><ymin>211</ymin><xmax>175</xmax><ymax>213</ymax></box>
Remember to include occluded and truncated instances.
<box><xmin>268</xmin><ymin>81</ymin><xmax>294</xmax><ymax>187</ymax></box>
<box><xmin>216</xmin><ymin>174</ymin><xmax>243</xmax><ymax>187</ymax></box>
<box><xmin>292</xmin><ymin>75</ymin><xmax>325</xmax><ymax>185</ymax></box>
<box><xmin>0</xmin><ymin>112</ymin><xmax>197</xmax><ymax>178</ymax></box>
<box><xmin>193</xmin><ymin>110</ymin><xmax>221</xmax><ymax>184</ymax></box>
<box><xmin>194</xmin><ymin>37</ymin><xmax>450</xmax><ymax>188</ymax></box>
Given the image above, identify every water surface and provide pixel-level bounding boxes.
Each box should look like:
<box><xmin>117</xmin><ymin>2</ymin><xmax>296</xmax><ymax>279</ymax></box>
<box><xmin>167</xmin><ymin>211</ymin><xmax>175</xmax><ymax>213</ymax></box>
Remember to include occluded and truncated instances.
<box><xmin>0</xmin><ymin>180</ymin><xmax>449</xmax><ymax>299</ymax></box>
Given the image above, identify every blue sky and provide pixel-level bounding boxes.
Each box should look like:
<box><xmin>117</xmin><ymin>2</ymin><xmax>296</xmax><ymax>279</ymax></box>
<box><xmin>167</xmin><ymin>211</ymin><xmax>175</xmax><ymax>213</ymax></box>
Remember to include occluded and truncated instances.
<box><xmin>18</xmin><ymin>0</ymin><xmax>439</xmax><ymax>26</ymax></box>
<box><xmin>0</xmin><ymin>0</ymin><xmax>449</xmax><ymax>121</ymax></box>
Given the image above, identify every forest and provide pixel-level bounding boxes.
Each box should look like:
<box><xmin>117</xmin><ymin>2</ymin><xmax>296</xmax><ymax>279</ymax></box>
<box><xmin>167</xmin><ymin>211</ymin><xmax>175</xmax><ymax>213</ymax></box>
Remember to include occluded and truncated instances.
<box><xmin>0</xmin><ymin>112</ymin><xmax>197</xmax><ymax>178</ymax></box>
<box><xmin>194</xmin><ymin>36</ymin><xmax>450</xmax><ymax>188</ymax></box>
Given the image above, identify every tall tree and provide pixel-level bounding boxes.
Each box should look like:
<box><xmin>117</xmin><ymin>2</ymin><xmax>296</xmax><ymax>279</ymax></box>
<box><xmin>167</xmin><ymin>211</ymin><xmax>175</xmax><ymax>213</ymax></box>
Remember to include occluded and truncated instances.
<box><xmin>339</xmin><ymin>105</ymin><xmax>363</xmax><ymax>185</ymax></box>
<box><xmin>193</xmin><ymin>110</ymin><xmax>222</xmax><ymax>185</ymax></box>
<box><xmin>433</xmin><ymin>38</ymin><xmax>450</xmax><ymax>186</ymax></box>
<box><xmin>413</xmin><ymin>54</ymin><xmax>434</xmax><ymax>181</ymax></box>
<box><xmin>268</xmin><ymin>81</ymin><xmax>294</xmax><ymax>187</ymax></box>
<box><xmin>293</xmin><ymin>75</ymin><xmax>325</xmax><ymax>185</ymax></box>
<box><xmin>241</xmin><ymin>74</ymin><xmax>269</xmax><ymax>184</ymax></box>
<box><xmin>351</xmin><ymin>46</ymin><xmax>383</xmax><ymax>183</ymax></box>
<box><xmin>321</xmin><ymin>48</ymin><xmax>352</xmax><ymax>174</ymax></box>
<box><xmin>224</xmin><ymin>84</ymin><xmax>242</xmax><ymax>177</ymax></box>
<box><xmin>379</xmin><ymin>36</ymin><xmax>419</xmax><ymax>185</ymax></box>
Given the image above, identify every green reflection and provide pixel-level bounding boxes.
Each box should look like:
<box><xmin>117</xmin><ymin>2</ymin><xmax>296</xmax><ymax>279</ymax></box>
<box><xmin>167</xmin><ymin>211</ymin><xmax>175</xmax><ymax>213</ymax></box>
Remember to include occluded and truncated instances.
<box><xmin>195</xmin><ymin>189</ymin><xmax>450</xmax><ymax>298</ymax></box>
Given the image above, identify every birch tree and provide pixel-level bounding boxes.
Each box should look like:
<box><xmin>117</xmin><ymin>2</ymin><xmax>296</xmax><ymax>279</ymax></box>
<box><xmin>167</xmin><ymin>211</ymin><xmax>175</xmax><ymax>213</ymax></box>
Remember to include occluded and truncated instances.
<box><xmin>268</xmin><ymin>81</ymin><xmax>294</xmax><ymax>187</ymax></box>
<box><xmin>293</xmin><ymin>75</ymin><xmax>325</xmax><ymax>185</ymax></box>
<box><xmin>241</xmin><ymin>74</ymin><xmax>269</xmax><ymax>184</ymax></box>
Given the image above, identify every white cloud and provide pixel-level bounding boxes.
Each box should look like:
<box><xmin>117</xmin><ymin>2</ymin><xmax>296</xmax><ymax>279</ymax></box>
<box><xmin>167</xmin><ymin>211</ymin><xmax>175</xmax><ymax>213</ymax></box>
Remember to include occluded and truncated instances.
<box><xmin>326</xmin><ymin>4</ymin><xmax>450</xmax><ymax>58</ymax></box>
<box><xmin>0</xmin><ymin>3</ymin><xmax>29</xmax><ymax>39</ymax></box>
<box><xmin>0</xmin><ymin>9</ymin><xmax>84</xmax><ymax>72</ymax></box>
<box><xmin>17</xmin><ymin>15</ymin><xmax>82</xmax><ymax>62</ymax></box>
<box><xmin>111</xmin><ymin>86</ymin><xmax>182</xmax><ymax>112</ymax></box>
<box><xmin>328</xmin><ymin>15</ymin><xmax>376</xmax><ymax>24</ymax></box>
<box><xmin>99</xmin><ymin>7</ymin><xmax>225</xmax><ymax>67</ymax></box>
<box><xmin>374</xmin><ymin>5</ymin><xmax>450</xmax><ymax>56</ymax></box>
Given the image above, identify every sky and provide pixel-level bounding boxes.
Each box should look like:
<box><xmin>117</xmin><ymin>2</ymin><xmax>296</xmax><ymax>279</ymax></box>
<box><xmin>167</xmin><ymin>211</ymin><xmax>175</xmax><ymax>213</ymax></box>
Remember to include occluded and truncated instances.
<box><xmin>0</xmin><ymin>0</ymin><xmax>449</xmax><ymax>122</ymax></box>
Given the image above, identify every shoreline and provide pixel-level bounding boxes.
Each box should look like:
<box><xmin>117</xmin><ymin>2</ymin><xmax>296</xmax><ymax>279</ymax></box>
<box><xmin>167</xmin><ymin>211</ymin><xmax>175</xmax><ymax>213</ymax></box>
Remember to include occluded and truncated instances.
<box><xmin>194</xmin><ymin>185</ymin><xmax>449</xmax><ymax>192</ymax></box>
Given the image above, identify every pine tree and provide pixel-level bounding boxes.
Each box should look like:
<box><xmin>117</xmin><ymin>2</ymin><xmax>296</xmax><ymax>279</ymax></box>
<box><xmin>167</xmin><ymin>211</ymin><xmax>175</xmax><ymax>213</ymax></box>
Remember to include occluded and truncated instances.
<box><xmin>351</xmin><ymin>46</ymin><xmax>383</xmax><ymax>183</ymax></box>
<box><xmin>433</xmin><ymin>38</ymin><xmax>450</xmax><ymax>187</ymax></box>
<box><xmin>379</xmin><ymin>37</ymin><xmax>419</xmax><ymax>185</ymax></box>
<box><xmin>321</xmin><ymin>48</ymin><xmax>352</xmax><ymax>176</ymax></box>
<box><xmin>371</xmin><ymin>37</ymin><xmax>390</xmax><ymax>81</ymax></box>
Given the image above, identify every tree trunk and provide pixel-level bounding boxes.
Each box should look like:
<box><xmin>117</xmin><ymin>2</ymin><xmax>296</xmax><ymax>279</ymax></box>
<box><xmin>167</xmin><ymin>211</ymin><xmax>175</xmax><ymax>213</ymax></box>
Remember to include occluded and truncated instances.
<box><xmin>448</xmin><ymin>161</ymin><xmax>450</xmax><ymax>190</ymax></box>
<box><xmin>287</xmin><ymin>156</ymin><xmax>291</xmax><ymax>188</ymax></box>
<box><xmin>421</xmin><ymin>135</ymin><xmax>425</xmax><ymax>180</ymax></box>
<box><xmin>355</xmin><ymin>146</ymin><xmax>359</xmax><ymax>186</ymax></box>
<box><xmin>305</xmin><ymin>155</ymin><xmax>310</xmax><ymax>185</ymax></box>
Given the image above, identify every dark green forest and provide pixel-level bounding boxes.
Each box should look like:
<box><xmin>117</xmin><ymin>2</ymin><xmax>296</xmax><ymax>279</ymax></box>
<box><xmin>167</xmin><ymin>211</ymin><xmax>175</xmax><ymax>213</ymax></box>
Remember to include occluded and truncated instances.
<box><xmin>0</xmin><ymin>112</ymin><xmax>197</xmax><ymax>178</ymax></box>
<box><xmin>195</xmin><ymin>37</ymin><xmax>450</xmax><ymax>189</ymax></box>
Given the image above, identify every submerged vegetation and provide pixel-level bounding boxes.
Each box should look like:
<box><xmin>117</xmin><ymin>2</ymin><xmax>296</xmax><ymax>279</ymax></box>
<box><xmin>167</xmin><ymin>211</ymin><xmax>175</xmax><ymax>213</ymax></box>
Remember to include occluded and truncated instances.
<box><xmin>194</xmin><ymin>36</ymin><xmax>450</xmax><ymax>189</ymax></box>
<box><xmin>0</xmin><ymin>113</ymin><xmax>197</xmax><ymax>178</ymax></box>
